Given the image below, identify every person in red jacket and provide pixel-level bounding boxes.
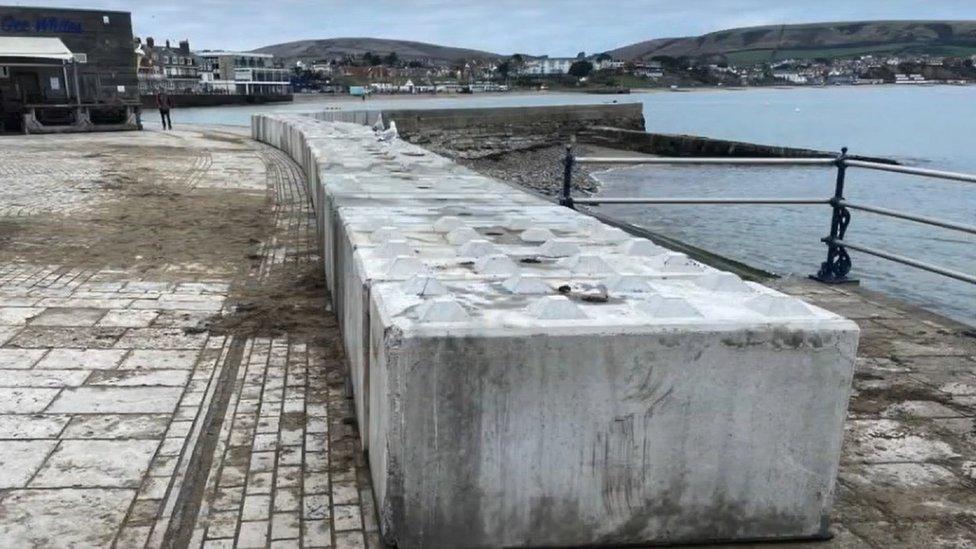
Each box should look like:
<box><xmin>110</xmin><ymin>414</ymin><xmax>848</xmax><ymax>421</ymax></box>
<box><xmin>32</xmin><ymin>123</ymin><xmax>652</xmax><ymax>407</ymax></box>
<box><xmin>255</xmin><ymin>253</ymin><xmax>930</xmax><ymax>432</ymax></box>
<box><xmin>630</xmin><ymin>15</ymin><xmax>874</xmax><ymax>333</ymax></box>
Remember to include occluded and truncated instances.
<box><xmin>155</xmin><ymin>92</ymin><xmax>173</xmax><ymax>130</ymax></box>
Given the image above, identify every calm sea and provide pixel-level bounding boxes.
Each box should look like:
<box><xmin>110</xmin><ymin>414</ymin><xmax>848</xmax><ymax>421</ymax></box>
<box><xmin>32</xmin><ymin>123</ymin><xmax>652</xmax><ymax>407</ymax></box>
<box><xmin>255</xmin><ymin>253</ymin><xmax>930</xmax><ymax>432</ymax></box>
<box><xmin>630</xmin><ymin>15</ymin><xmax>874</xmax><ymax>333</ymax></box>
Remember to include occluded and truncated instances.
<box><xmin>164</xmin><ymin>87</ymin><xmax>976</xmax><ymax>325</ymax></box>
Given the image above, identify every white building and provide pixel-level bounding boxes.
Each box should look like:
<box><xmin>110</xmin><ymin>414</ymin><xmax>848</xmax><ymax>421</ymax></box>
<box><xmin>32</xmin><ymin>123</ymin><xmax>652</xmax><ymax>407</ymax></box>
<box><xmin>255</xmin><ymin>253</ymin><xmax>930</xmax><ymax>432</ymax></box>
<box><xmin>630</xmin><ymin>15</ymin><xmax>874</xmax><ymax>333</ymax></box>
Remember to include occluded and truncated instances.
<box><xmin>196</xmin><ymin>51</ymin><xmax>291</xmax><ymax>95</ymax></box>
<box><xmin>595</xmin><ymin>59</ymin><xmax>625</xmax><ymax>71</ymax></box>
<box><xmin>633</xmin><ymin>62</ymin><xmax>664</xmax><ymax>78</ymax></box>
<box><xmin>894</xmin><ymin>73</ymin><xmax>928</xmax><ymax>84</ymax></box>
<box><xmin>519</xmin><ymin>57</ymin><xmax>576</xmax><ymax>75</ymax></box>
<box><xmin>517</xmin><ymin>56</ymin><xmax>622</xmax><ymax>76</ymax></box>
<box><xmin>773</xmin><ymin>71</ymin><xmax>808</xmax><ymax>84</ymax></box>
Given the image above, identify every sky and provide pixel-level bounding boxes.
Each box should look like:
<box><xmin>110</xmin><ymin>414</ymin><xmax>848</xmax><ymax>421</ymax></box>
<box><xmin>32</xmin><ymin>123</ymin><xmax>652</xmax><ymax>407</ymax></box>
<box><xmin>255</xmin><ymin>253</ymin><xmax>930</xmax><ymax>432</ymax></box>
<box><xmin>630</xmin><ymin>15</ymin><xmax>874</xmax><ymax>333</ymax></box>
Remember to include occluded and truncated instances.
<box><xmin>12</xmin><ymin>0</ymin><xmax>976</xmax><ymax>55</ymax></box>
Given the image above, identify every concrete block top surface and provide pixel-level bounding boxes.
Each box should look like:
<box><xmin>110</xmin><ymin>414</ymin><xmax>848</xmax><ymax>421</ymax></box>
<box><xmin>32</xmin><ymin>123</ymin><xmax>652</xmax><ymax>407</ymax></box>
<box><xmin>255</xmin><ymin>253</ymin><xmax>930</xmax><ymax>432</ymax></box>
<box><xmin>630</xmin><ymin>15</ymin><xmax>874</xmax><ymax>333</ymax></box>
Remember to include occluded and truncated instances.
<box><xmin>252</xmin><ymin>112</ymin><xmax>861</xmax><ymax>548</ymax></box>
<box><xmin>370</xmin><ymin>275</ymin><xmax>852</xmax><ymax>336</ymax></box>
<box><xmin>254</xmin><ymin>112</ymin><xmax>859</xmax><ymax>338</ymax></box>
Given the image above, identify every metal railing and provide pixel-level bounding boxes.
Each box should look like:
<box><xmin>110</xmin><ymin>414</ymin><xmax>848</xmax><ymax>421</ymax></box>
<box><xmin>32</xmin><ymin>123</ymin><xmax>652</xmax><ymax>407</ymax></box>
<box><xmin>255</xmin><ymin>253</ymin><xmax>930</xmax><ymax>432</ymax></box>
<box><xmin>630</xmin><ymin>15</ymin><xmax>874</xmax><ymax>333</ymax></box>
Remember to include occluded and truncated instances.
<box><xmin>560</xmin><ymin>146</ymin><xmax>976</xmax><ymax>285</ymax></box>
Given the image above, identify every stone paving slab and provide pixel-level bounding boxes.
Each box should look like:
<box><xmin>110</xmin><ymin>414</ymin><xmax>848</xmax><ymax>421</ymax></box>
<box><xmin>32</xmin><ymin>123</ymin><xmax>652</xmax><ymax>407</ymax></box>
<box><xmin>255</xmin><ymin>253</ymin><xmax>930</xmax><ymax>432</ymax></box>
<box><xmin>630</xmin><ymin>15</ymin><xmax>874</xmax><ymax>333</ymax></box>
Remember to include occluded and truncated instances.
<box><xmin>0</xmin><ymin>488</ymin><xmax>136</xmax><ymax>546</ymax></box>
<box><xmin>765</xmin><ymin>277</ymin><xmax>976</xmax><ymax>548</ymax></box>
<box><xmin>0</xmin><ymin>129</ymin><xmax>272</xmax><ymax>548</ymax></box>
<box><xmin>0</xmin><ymin>127</ymin><xmax>375</xmax><ymax>549</ymax></box>
<box><xmin>0</xmin><ymin>258</ymin><xmax>242</xmax><ymax>548</ymax></box>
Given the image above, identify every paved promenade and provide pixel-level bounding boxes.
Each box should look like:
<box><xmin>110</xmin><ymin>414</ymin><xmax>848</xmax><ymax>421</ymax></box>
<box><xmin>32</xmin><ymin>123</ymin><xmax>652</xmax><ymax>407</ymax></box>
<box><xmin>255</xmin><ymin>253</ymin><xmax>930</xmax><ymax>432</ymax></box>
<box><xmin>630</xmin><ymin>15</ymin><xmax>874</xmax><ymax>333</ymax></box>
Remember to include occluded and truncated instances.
<box><xmin>768</xmin><ymin>277</ymin><xmax>976</xmax><ymax>548</ymax></box>
<box><xmin>0</xmin><ymin>128</ymin><xmax>376</xmax><ymax>548</ymax></box>
<box><xmin>0</xmin><ymin>126</ymin><xmax>973</xmax><ymax>547</ymax></box>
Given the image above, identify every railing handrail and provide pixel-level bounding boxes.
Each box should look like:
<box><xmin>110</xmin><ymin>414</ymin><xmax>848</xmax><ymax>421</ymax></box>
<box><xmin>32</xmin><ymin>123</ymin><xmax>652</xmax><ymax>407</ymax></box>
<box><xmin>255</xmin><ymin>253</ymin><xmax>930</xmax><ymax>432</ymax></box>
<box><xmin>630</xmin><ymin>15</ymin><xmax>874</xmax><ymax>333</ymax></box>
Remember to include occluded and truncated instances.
<box><xmin>571</xmin><ymin>197</ymin><xmax>830</xmax><ymax>205</ymax></box>
<box><xmin>839</xmin><ymin>200</ymin><xmax>976</xmax><ymax>236</ymax></box>
<box><xmin>573</xmin><ymin>154</ymin><xmax>976</xmax><ymax>185</ymax></box>
<box><xmin>560</xmin><ymin>145</ymin><xmax>976</xmax><ymax>286</ymax></box>
<box><xmin>826</xmin><ymin>238</ymin><xmax>976</xmax><ymax>285</ymax></box>
<box><xmin>573</xmin><ymin>156</ymin><xmax>836</xmax><ymax>166</ymax></box>
<box><xmin>844</xmin><ymin>159</ymin><xmax>976</xmax><ymax>185</ymax></box>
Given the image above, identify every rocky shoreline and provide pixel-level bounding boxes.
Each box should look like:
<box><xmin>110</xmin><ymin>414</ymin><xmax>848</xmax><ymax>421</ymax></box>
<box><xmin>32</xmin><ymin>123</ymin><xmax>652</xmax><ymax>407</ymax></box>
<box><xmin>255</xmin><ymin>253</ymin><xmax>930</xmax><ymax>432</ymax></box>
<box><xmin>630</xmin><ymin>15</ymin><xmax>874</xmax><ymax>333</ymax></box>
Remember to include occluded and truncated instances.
<box><xmin>452</xmin><ymin>144</ymin><xmax>603</xmax><ymax>197</ymax></box>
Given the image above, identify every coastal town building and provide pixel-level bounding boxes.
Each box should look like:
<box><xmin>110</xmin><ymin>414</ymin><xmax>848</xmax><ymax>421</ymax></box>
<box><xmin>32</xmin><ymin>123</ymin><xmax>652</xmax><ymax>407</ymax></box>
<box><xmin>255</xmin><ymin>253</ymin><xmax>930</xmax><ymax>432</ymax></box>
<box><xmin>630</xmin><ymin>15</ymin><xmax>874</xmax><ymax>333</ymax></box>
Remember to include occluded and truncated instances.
<box><xmin>632</xmin><ymin>62</ymin><xmax>664</xmax><ymax>78</ymax></box>
<box><xmin>772</xmin><ymin>70</ymin><xmax>808</xmax><ymax>84</ymax></box>
<box><xmin>0</xmin><ymin>5</ymin><xmax>140</xmax><ymax>133</ymax></box>
<box><xmin>515</xmin><ymin>55</ymin><xmax>626</xmax><ymax>77</ymax></box>
<box><xmin>196</xmin><ymin>50</ymin><xmax>291</xmax><ymax>95</ymax></box>
<box><xmin>136</xmin><ymin>37</ymin><xmax>204</xmax><ymax>94</ymax></box>
<box><xmin>135</xmin><ymin>45</ymin><xmax>292</xmax><ymax>102</ymax></box>
<box><xmin>894</xmin><ymin>73</ymin><xmax>928</xmax><ymax>84</ymax></box>
<box><xmin>595</xmin><ymin>58</ymin><xmax>625</xmax><ymax>71</ymax></box>
<box><xmin>310</xmin><ymin>61</ymin><xmax>334</xmax><ymax>74</ymax></box>
<box><xmin>519</xmin><ymin>57</ymin><xmax>576</xmax><ymax>75</ymax></box>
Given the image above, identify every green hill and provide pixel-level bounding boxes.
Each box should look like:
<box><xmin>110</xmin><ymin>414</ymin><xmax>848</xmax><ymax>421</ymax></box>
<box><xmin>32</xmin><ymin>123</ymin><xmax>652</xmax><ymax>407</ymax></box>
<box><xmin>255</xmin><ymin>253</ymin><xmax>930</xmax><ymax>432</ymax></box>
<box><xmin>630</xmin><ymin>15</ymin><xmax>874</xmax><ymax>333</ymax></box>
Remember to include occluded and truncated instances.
<box><xmin>254</xmin><ymin>37</ymin><xmax>502</xmax><ymax>66</ymax></box>
<box><xmin>608</xmin><ymin>20</ymin><xmax>976</xmax><ymax>64</ymax></box>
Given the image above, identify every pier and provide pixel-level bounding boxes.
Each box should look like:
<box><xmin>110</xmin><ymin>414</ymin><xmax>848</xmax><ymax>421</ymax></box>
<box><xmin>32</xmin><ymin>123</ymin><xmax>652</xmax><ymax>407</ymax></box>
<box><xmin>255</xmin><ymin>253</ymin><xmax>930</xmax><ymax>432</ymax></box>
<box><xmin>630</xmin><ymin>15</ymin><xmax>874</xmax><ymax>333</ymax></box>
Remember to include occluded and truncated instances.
<box><xmin>0</xmin><ymin>113</ymin><xmax>973</xmax><ymax>547</ymax></box>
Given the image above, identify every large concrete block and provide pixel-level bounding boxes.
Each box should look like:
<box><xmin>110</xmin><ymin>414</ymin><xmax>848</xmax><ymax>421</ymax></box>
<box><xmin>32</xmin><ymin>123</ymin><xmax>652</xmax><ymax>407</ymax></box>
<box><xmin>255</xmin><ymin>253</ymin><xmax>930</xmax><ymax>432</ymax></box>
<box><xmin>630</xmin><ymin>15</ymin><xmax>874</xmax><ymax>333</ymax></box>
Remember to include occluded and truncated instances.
<box><xmin>337</xmin><ymin>216</ymin><xmax>722</xmax><ymax>450</ymax></box>
<box><xmin>252</xmin><ymin>113</ymin><xmax>860</xmax><ymax>549</ymax></box>
<box><xmin>367</xmin><ymin>279</ymin><xmax>858</xmax><ymax>548</ymax></box>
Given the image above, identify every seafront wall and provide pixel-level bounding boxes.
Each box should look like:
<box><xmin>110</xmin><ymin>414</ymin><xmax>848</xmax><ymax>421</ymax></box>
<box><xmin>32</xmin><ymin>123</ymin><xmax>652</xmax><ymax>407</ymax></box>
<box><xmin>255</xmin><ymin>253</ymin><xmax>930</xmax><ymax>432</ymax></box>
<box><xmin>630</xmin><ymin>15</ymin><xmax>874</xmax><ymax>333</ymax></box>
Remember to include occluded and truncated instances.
<box><xmin>585</xmin><ymin>125</ymin><xmax>837</xmax><ymax>158</ymax></box>
<box><xmin>311</xmin><ymin>103</ymin><xmax>645</xmax><ymax>158</ymax></box>
<box><xmin>582</xmin><ymin>125</ymin><xmax>897</xmax><ymax>162</ymax></box>
<box><xmin>252</xmin><ymin>111</ymin><xmax>859</xmax><ymax>548</ymax></box>
<box><xmin>384</xmin><ymin>103</ymin><xmax>644</xmax><ymax>158</ymax></box>
<box><xmin>308</xmin><ymin>103</ymin><xmax>897</xmax><ymax>162</ymax></box>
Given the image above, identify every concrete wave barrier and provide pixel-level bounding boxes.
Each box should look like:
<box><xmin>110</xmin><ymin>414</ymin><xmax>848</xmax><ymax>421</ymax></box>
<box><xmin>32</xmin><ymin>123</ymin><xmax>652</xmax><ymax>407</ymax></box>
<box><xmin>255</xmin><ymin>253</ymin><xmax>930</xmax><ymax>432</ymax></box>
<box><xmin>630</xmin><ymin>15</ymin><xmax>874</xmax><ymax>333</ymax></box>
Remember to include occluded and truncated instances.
<box><xmin>252</xmin><ymin>113</ymin><xmax>859</xmax><ymax>548</ymax></box>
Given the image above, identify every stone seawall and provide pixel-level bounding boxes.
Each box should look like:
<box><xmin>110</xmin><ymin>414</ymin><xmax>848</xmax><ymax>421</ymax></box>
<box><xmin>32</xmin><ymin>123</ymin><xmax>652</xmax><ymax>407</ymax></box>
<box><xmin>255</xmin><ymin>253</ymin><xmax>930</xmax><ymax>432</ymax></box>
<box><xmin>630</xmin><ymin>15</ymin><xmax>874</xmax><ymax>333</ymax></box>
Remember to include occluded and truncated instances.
<box><xmin>311</xmin><ymin>103</ymin><xmax>645</xmax><ymax>158</ymax></box>
<box><xmin>385</xmin><ymin>103</ymin><xmax>644</xmax><ymax>158</ymax></box>
<box><xmin>581</xmin><ymin>125</ymin><xmax>897</xmax><ymax>163</ymax></box>
<box><xmin>252</xmin><ymin>112</ymin><xmax>859</xmax><ymax>548</ymax></box>
<box><xmin>309</xmin><ymin>103</ymin><xmax>899</xmax><ymax>163</ymax></box>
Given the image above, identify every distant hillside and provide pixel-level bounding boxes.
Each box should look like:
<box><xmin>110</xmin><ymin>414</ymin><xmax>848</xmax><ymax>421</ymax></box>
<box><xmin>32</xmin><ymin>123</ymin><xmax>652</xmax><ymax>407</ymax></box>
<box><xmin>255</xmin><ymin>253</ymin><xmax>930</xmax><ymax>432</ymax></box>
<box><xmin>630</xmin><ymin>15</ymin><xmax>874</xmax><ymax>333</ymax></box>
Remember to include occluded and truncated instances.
<box><xmin>254</xmin><ymin>37</ymin><xmax>502</xmax><ymax>65</ymax></box>
<box><xmin>608</xmin><ymin>20</ymin><xmax>976</xmax><ymax>64</ymax></box>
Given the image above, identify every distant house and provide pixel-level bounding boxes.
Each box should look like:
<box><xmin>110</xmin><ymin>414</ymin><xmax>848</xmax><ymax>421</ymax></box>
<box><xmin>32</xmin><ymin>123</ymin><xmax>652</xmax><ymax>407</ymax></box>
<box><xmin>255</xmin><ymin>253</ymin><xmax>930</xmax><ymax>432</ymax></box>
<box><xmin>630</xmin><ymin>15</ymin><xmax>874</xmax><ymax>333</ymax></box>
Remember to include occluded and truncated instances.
<box><xmin>894</xmin><ymin>73</ymin><xmax>927</xmax><ymax>84</ymax></box>
<box><xmin>367</xmin><ymin>82</ymin><xmax>394</xmax><ymax>93</ymax></box>
<box><xmin>633</xmin><ymin>62</ymin><xmax>664</xmax><ymax>78</ymax></box>
<box><xmin>434</xmin><ymin>82</ymin><xmax>462</xmax><ymax>93</ymax></box>
<box><xmin>826</xmin><ymin>74</ymin><xmax>855</xmax><ymax>85</ymax></box>
<box><xmin>773</xmin><ymin>71</ymin><xmax>808</xmax><ymax>84</ymax></box>
<box><xmin>595</xmin><ymin>59</ymin><xmax>625</xmax><ymax>71</ymax></box>
<box><xmin>136</xmin><ymin>37</ymin><xmax>202</xmax><ymax>94</ymax></box>
<box><xmin>518</xmin><ymin>57</ymin><xmax>576</xmax><ymax>75</ymax></box>
<box><xmin>311</xmin><ymin>62</ymin><xmax>334</xmax><ymax>75</ymax></box>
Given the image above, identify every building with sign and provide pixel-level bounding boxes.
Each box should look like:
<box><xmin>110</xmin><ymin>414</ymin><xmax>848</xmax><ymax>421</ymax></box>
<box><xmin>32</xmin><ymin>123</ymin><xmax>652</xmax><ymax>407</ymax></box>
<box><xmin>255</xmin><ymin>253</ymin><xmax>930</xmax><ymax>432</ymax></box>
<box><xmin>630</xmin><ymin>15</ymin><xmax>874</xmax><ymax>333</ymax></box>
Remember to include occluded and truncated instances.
<box><xmin>0</xmin><ymin>6</ymin><xmax>140</xmax><ymax>133</ymax></box>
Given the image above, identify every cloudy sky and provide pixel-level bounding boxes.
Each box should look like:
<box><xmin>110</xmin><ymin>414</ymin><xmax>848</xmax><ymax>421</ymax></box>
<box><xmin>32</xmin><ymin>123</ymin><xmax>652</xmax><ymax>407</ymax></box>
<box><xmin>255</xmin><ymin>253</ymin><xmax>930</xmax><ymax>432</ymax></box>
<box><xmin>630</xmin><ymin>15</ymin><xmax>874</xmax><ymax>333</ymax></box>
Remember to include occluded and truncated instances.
<box><xmin>13</xmin><ymin>0</ymin><xmax>976</xmax><ymax>54</ymax></box>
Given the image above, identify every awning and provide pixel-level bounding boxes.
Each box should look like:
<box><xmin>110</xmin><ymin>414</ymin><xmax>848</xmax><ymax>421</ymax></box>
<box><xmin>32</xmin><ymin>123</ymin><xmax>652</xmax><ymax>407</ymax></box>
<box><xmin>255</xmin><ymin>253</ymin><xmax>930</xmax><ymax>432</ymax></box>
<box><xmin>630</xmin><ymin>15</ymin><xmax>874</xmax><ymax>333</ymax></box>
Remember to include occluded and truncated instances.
<box><xmin>0</xmin><ymin>37</ymin><xmax>74</xmax><ymax>61</ymax></box>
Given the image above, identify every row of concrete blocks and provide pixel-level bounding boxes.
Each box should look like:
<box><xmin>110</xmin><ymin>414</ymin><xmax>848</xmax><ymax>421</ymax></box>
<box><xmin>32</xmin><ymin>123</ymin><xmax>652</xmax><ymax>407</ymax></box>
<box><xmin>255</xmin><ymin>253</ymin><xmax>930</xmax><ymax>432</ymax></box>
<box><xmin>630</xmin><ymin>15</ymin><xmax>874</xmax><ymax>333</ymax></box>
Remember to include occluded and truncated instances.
<box><xmin>251</xmin><ymin>113</ymin><xmax>860</xmax><ymax>548</ymax></box>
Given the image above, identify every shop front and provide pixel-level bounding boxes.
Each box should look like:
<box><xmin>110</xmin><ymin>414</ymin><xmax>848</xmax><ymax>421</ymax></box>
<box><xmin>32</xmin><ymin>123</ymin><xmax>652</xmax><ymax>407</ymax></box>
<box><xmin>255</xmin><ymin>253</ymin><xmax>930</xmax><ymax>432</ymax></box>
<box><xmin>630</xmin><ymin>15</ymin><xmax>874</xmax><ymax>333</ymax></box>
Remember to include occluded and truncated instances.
<box><xmin>0</xmin><ymin>7</ymin><xmax>140</xmax><ymax>133</ymax></box>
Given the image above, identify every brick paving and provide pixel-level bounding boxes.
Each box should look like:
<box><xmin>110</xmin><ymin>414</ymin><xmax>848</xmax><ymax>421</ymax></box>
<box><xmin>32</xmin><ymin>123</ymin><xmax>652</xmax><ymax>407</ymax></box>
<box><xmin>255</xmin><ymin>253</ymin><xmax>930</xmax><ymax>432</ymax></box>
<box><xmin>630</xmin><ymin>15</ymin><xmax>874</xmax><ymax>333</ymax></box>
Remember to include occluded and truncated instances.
<box><xmin>187</xmin><ymin>143</ymin><xmax>378</xmax><ymax>549</ymax></box>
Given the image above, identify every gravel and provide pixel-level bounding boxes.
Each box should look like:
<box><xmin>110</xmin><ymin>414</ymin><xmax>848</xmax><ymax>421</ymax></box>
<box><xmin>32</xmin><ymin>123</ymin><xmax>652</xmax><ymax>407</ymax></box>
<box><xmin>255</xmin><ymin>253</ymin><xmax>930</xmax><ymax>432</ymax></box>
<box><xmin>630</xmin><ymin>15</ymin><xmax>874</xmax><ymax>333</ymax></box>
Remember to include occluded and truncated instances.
<box><xmin>453</xmin><ymin>145</ymin><xmax>600</xmax><ymax>197</ymax></box>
